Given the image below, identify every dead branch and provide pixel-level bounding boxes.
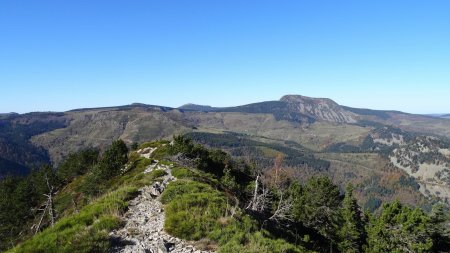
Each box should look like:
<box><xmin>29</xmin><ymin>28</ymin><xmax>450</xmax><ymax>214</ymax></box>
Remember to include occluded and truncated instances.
<box><xmin>246</xmin><ymin>174</ymin><xmax>270</xmax><ymax>212</ymax></box>
<box><xmin>31</xmin><ymin>174</ymin><xmax>56</xmax><ymax>234</ymax></box>
<box><xmin>171</xmin><ymin>153</ymin><xmax>197</xmax><ymax>168</ymax></box>
<box><xmin>268</xmin><ymin>193</ymin><xmax>294</xmax><ymax>222</ymax></box>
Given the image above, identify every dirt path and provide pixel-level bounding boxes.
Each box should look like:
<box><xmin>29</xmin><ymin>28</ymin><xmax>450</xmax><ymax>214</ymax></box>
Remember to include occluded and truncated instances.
<box><xmin>110</xmin><ymin>159</ymin><xmax>212</xmax><ymax>253</ymax></box>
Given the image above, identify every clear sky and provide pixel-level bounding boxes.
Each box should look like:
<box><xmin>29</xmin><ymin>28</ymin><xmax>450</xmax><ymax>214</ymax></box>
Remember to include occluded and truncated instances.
<box><xmin>1</xmin><ymin>1</ymin><xmax>449</xmax><ymax>114</ymax></box>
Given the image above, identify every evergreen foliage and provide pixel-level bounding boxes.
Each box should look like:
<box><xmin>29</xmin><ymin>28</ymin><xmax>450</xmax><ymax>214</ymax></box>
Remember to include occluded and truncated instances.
<box><xmin>8</xmin><ymin>186</ymin><xmax>138</xmax><ymax>253</ymax></box>
<box><xmin>57</xmin><ymin>148</ymin><xmax>98</xmax><ymax>183</ymax></box>
<box><xmin>292</xmin><ymin>176</ymin><xmax>341</xmax><ymax>241</ymax></box>
<box><xmin>93</xmin><ymin>139</ymin><xmax>128</xmax><ymax>181</ymax></box>
<box><xmin>366</xmin><ymin>201</ymin><xmax>433</xmax><ymax>253</ymax></box>
<box><xmin>338</xmin><ymin>184</ymin><xmax>366</xmax><ymax>253</ymax></box>
<box><xmin>429</xmin><ymin>203</ymin><xmax>450</xmax><ymax>251</ymax></box>
<box><xmin>1</xmin><ymin>136</ymin><xmax>449</xmax><ymax>253</ymax></box>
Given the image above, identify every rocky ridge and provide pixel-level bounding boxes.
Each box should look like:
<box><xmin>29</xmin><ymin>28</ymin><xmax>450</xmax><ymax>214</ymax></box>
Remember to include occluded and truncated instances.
<box><xmin>280</xmin><ymin>95</ymin><xmax>358</xmax><ymax>123</ymax></box>
<box><xmin>110</xmin><ymin>151</ymin><xmax>213</xmax><ymax>253</ymax></box>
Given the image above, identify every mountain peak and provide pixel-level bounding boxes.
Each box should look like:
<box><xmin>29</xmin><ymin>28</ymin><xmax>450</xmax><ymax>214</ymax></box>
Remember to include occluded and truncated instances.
<box><xmin>280</xmin><ymin>94</ymin><xmax>357</xmax><ymax>123</ymax></box>
<box><xmin>280</xmin><ymin>94</ymin><xmax>337</xmax><ymax>105</ymax></box>
<box><xmin>178</xmin><ymin>104</ymin><xmax>213</xmax><ymax>112</ymax></box>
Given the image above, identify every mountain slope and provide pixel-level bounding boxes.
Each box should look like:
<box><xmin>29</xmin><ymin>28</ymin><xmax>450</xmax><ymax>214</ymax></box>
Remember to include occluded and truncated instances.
<box><xmin>0</xmin><ymin>157</ymin><xmax>29</xmax><ymax>178</ymax></box>
<box><xmin>2</xmin><ymin>94</ymin><xmax>450</xmax><ymax>209</ymax></box>
<box><xmin>31</xmin><ymin>108</ymin><xmax>190</xmax><ymax>165</ymax></box>
<box><xmin>389</xmin><ymin>136</ymin><xmax>450</xmax><ymax>202</ymax></box>
<box><xmin>0</xmin><ymin>112</ymin><xmax>68</xmax><ymax>172</ymax></box>
<box><xmin>6</xmin><ymin>139</ymin><xmax>449</xmax><ymax>253</ymax></box>
<box><xmin>280</xmin><ymin>95</ymin><xmax>357</xmax><ymax>123</ymax></box>
<box><xmin>179</xmin><ymin>103</ymin><xmax>214</xmax><ymax>112</ymax></box>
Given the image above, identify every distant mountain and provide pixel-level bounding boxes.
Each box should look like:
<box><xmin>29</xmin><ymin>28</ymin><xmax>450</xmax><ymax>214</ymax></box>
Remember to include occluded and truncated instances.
<box><xmin>4</xmin><ymin>94</ymin><xmax>450</xmax><ymax>168</ymax></box>
<box><xmin>2</xmin><ymin>94</ymin><xmax>450</xmax><ymax>207</ymax></box>
<box><xmin>178</xmin><ymin>103</ymin><xmax>214</xmax><ymax>112</ymax></box>
<box><xmin>0</xmin><ymin>112</ymin><xmax>19</xmax><ymax>118</ymax></box>
<box><xmin>68</xmin><ymin>103</ymin><xmax>173</xmax><ymax>112</ymax></box>
<box><xmin>0</xmin><ymin>112</ymin><xmax>68</xmax><ymax>174</ymax></box>
<box><xmin>181</xmin><ymin>95</ymin><xmax>358</xmax><ymax>124</ymax></box>
<box><xmin>423</xmin><ymin>113</ymin><xmax>450</xmax><ymax>119</ymax></box>
<box><xmin>280</xmin><ymin>95</ymin><xmax>357</xmax><ymax>123</ymax></box>
<box><xmin>213</xmin><ymin>100</ymin><xmax>316</xmax><ymax>124</ymax></box>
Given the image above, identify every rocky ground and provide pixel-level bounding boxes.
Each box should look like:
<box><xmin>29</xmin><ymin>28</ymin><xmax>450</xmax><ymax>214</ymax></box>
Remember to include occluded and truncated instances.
<box><xmin>110</xmin><ymin>157</ymin><xmax>213</xmax><ymax>253</ymax></box>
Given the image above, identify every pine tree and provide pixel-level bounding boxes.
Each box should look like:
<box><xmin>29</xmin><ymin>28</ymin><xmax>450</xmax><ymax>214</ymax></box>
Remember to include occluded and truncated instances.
<box><xmin>292</xmin><ymin>176</ymin><xmax>341</xmax><ymax>245</ymax></box>
<box><xmin>366</xmin><ymin>201</ymin><xmax>433</xmax><ymax>253</ymax></box>
<box><xmin>94</xmin><ymin>139</ymin><xmax>128</xmax><ymax>180</ymax></box>
<box><xmin>57</xmin><ymin>148</ymin><xmax>98</xmax><ymax>182</ymax></box>
<box><xmin>338</xmin><ymin>184</ymin><xmax>365</xmax><ymax>253</ymax></box>
<box><xmin>429</xmin><ymin>203</ymin><xmax>450</xmax><ymax>251</ymax></box>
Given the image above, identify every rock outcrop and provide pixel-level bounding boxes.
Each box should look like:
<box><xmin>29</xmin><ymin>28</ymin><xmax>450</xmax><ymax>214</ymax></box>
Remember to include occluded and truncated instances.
<box><xmin>280</xmin><ymin>95</ymin><xmax>357</xmax><ymax>123</ymax></box>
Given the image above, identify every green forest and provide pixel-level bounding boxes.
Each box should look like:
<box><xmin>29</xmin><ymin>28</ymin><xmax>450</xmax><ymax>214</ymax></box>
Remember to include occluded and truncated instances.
<box><xmin>0</xmin><ymin>137</ymin><xmax>449</xmax><ymax>252</ymax></box>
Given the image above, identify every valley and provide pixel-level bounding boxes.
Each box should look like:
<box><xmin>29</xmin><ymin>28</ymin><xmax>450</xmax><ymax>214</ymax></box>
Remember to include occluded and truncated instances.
<box><xmin>1</xmin><ymin>94</ymin><xmax>450</xmax><ymax>210</ymax></box>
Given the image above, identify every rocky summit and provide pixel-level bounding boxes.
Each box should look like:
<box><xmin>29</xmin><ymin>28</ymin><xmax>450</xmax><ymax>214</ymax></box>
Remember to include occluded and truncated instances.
<box><xmin>280</xmin><ymin>95</ymin><xmax>358</xmax><ymax>123</ymax></box>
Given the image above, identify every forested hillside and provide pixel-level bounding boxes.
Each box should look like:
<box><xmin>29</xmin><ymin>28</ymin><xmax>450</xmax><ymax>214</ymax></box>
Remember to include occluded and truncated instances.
<box><xmin>1</xmin><ymin>137</ymin><xmax>449</xmax><ymax>252</ymax></box>
<box><xmin>1</xmin><ymin>96</ymin><xmax>450</xmax><ymax>217</ymax></box>
<box><xmin>0</xmin><ymin>112</ymin><xmax>67</xmax><ymax>177</ymax></box>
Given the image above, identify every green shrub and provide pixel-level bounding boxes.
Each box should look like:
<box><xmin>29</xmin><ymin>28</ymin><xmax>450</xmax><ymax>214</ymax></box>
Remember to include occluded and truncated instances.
<box><xmin>151</xmin><ymin>145</ymin><xmax>171</xmax><ymax>160</ymax></box>
<box><xmin>80</xmin><ymin>173</ymin><xmax>105</xmax><ymax>196</ymax></box>
<box><xmin>92</xmin><ymin>216</ymin><xmax>122</xmax><ymax>232</ymax></box>
<box><xmin>149</xmin><ymin>169</ymin><xmax>167</xmax><ymax>178</ymax></box>
<box><xmin>161</xmin><ymin>180</ymin><xmax>213</xmax><ymax>204</ymax></box>
<box><xmin>209</xmin><ymin>215</ymin><xmax>256</xmax><ymax>245</ymax></box>
<box><xmin>162</xmin><ymin>179</ymin><xmax>228</xmax><ymax>240</ymax></box>
<box><xmin>128</xmin><ymin>151</ymin><xmax>141</xmax><ymax>163</ymax></box>
<box><xmin>57</xmin><ymin>148</ymin><xmax>99</xmax><ymax>183</ymax></box>
<box><xmin>218</xmin><ymin>231</ymin><xmax>306</xmax><ymax>253</ymax></box>
<box><xmin>164</xmin><ymin>191</ymin><xmax>227</xmax><ymax>240</ymax></box>
<box><xmin>366</xmin><ymin>201</ymin><xmax>433</xmax><ymax>253</ymax></box>
<box><xmin>210</xmin><ymin>216</ymin><xmax>306</xmax><ymax>253</ymax></box>
<box><xmin>8</xmin><ymin>186</ymin><xmax>137</xmax><ymax>253</ymax></box>
<box><xmin>161</xmin><ymin>166</ymin><xmax>308</xmax><ymax>252</ymax></box>
<box><xmin>171</xmin><ymin>167</ymin><xmax>195</xmax><ymax>179</ymax></box>
<box><xmin>93</xmin><ymin>139</ymin><xmax>128</xmax><ymax>181</ymax></box>
<box><xmin>139</xmin><ymin>140</ymin><xmax>170</xmax><ymax>150</ymax></box>
<box><xmin>135</xmin><ymin>158</ymin><xmax>152</xmax><ymax>171</ymax></box>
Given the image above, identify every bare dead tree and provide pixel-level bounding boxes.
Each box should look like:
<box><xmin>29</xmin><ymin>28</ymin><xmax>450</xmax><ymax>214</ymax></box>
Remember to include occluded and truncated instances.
<box><xmin>265</xmin><ymin>154</ymin><xmax>295</xmax><ymax>222</ymax></box>
<box><xmin>171</xmin><ymin>153</ymin><xmax>197</xmax><ymax>168</ymax></box>
<box><xmin>32</xmin><ymin>205</ymin><xmax>47</xmax><ymax>234</ymax></box>
<box><xmin>246</xmin><ymin>174</ymin><xmax>270</xmax><ymax>212</ymax></box>
<box><xmin>45</xmin><ymin>174</ymin><xmax>56</xmax><ymax>226</ymax></box>
<box><xmin>31</xmin><ymin>174</ymin><xmax>56</xmax><ymax>234</ymax></box>
<box><xmin>268</xmin><ymin>192</ymin><xmax>294</xmax><ymax>222</ymax></box>
<box><xmin>246</xmin><ymin>174</ymin><xmax>260</xmax><ymax>210</ymax></box>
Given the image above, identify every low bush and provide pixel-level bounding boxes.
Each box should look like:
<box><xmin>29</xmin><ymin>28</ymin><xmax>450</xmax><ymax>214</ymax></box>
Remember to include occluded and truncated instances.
<box><xmin>171</xmin><ymin>167</ymin><xmax>195</xmax><ymax>179</ymax></box>
<box><xmin>161</xmin><ymin>180</ymin><xmax>213</xmax><ymax>204</ymax></box>
<box><xmin>8</xmin><ymin>186</ymin><xmax>138</xmax><ymax>253</ymax></box>
<box><xmin>209</xmin><ymin>216</ymin><xmax>306</xmax><ymax>253</ymax></box>
<box><xmin>139</xmin><ymin>140</ymin><xmax>170</xmax><ymax>150</ymax></box>
<box><xmin>150</xmin><ymin>169</ymin><xmax>167</xmax><ymax>178</ymax></box>
<box><xmin>162</xmin><ymin>180</ymin><xmax>227</xmax><ymax>240</ymax></box>
<box><xmin>164</xmin><ymin>191</ymin><xmax>227</xmax><ymax>240</ymax></box>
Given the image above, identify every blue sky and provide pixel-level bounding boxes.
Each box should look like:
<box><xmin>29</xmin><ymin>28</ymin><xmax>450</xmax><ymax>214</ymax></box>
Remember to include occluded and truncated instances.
<box><xmin>1</xmin><ymin>1</ymin><xmax>449</xmax><ymax>114</ymax></box>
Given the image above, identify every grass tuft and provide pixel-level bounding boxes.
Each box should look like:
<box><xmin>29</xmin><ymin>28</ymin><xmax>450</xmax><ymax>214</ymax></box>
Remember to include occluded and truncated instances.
<box><xmin>8</xmin><ymin>186</ymin><xmax>138</xmax><ymax>253</ymax></box>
